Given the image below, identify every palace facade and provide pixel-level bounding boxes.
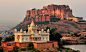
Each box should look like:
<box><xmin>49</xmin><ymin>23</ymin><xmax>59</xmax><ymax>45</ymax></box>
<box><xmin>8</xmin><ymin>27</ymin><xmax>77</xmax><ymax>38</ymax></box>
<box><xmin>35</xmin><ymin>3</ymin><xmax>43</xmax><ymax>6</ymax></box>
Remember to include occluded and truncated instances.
<box><xmin>14</xmin><ymin>20</ymin><xmax>50</xmax><ymax>43</ymax></box>
<box><xmin>1</xmin><ymin>20</ymin><xmax>59</xmax><ymax>51</ymax></box>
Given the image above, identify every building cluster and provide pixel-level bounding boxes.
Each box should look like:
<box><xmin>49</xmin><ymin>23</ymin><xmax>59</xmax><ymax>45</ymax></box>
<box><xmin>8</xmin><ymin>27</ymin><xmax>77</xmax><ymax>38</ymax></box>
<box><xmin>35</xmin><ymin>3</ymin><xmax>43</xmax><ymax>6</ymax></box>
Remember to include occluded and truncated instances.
<box><xmin>1</xmin><ymin>20</ymin><xmax>59</xmax><ymax>51</ymax></box>
<box><xmin>21</xmin><ymin>4</ymin><xmax>83</xmax><ymax>26</ymax></box>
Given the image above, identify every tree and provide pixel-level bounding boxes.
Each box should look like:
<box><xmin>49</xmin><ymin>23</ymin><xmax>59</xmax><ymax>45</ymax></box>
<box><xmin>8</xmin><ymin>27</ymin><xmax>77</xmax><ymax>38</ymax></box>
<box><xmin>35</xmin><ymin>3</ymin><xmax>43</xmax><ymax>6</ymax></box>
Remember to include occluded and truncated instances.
<box><xmin>50</xmin><ymin>30</ymin><xmax>54</xmax><ymax>41</ymax></box>
<box><xmin>4</xmin><ymin>35</ymin><xmax>14</xmax><ymax>41</ymax></box>
<box><xmin>34</xmin><ymin>50</ymin><xmax>40</xmax><ymax>52</ymax></box>
<box><xmin>52</xmin><ymin>32</ymin><xmax>62</xmax><ymax>42</ymax></box>
<box><xmin>21</xmin><ymin>48</ymin><xmax>26</xmax><ymax>51</ymax></box>
<box><xmin>74</xmin><ymin>33</ymin><xmax>81</xmax><ymax>37</ymax></box>
<box><xmin>0</xmin><ymin>47</ymin><xmax>3</xmax><ymax>52</ymax></box>
<box><xmin>45</xmin><ymin>26</ymin><xmax>50</xmax><ymax>31</ymax></box>
<box><xmin>28</xmin><ymin>43</ymin><xmax>34</xmax><ymax>50</ymax></box>
<box><xmin>51</xmin><ymin>28</ymin><xmax>57</xmax><ymax>33</ymax></box>
<box><xmin>0</xmin><ymin>37</ymin><xmax>2</xmax><ymax>46</ymax></box>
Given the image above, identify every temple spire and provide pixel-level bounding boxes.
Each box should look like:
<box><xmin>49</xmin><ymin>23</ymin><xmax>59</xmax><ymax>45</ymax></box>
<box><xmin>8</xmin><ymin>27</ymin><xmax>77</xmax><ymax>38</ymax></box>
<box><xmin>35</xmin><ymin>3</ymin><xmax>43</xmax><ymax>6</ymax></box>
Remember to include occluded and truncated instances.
<box><xmin>30</xmin><ymin>19</ymin><xmax>35</xmax><ymax>27</ymax></box>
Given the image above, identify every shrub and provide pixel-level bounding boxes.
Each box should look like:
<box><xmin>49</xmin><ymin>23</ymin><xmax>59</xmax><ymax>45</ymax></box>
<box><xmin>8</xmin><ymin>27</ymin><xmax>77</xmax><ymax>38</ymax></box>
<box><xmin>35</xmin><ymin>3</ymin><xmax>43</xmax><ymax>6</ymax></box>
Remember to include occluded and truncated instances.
<box><xmin>21</xmin><ymin>48</ymin><xmax>26</xmax><ymax>51</ymax></box>
<box><xmin>28</xmin><ymin>47</ymin><xmax>34</xmax><ymax>50</ymax></box>
<box><xmin>7</xmin><ymin>44</ymin><xmax>11</xmax><ymax>46</ymax></box>
<box><xmin>8</xmin><ymin>50</ymin><xmax>18</xmax><ymax>52</ymax></box>
<box><xmin>34</xmin><ymin>50</ymin><xmax>40</xmax><ymax>52</ymax></box>
<box><xmin>46</xmin><ymin>48</ymin><xmax>49</xmax><ymax>50</ymax></box>
<box><xmin>30</xmin><ymin>50</ymin><xmax>34</xmax><ymax>52</ymax></box>
<box><xmin>0</xmin><ymin>47</ymin><xmax>3</xmax><ymax>52</ymax></box>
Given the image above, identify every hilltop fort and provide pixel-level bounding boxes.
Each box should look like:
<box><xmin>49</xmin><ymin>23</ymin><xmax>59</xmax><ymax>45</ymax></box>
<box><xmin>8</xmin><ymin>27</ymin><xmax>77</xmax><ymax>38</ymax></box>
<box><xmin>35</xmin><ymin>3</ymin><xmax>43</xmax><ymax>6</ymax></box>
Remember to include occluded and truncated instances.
<box><xmin>12</xmin><ymin>4</ymin><xmax>86</xmax><ymax>33</ymax></box>
<box><xmin>22</xmin><ymin>4</ymin><xmax>83</xmax><ymax>25</ymax></box>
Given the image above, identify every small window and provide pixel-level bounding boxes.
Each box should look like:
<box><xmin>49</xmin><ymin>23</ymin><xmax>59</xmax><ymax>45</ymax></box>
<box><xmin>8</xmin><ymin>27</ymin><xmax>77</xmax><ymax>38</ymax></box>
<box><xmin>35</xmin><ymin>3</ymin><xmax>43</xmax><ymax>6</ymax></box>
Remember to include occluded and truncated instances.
<box><xmin>46</xmin><ymin>37</ymin><xmax>48</xmax><ymax>40</ymax></box>
<box><xmin>43</xmin><ymin>37</ymin><xmax>44</xmax><ymax>40</ymax></box>
<box><xmin>26</xmin><ymin>38</ymin><xmax>27</xmax><ymax>41</ymax></box>
<box><xmin>22</xmin><ymin>38</ymin><xmax>24</xmax><ymax>41</ymax></box>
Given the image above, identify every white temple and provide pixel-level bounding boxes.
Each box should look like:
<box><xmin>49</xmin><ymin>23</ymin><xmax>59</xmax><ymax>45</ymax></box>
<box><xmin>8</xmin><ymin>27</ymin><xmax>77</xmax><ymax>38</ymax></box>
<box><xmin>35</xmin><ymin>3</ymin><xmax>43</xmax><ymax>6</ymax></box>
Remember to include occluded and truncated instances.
<box><xmin>14</xmin><ymin>20</ymin><xmax>50</xmax><ymax>43</ymax></box>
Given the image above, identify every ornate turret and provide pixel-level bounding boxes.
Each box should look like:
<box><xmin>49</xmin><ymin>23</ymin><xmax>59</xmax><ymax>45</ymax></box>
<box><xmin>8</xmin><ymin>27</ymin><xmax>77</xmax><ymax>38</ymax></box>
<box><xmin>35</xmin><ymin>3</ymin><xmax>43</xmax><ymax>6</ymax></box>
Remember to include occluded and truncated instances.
<box><xmin>20</xmin><ymin>29</ymin><xmax>23</xmax><ymax>33</ymax></box>
<box><xmin>30</xmin><ymin>19</ymin><xmax>35</xmax><ymax>27</ymax></box>
<box><xmin>41</xmin><ymin>29</ymin><xmax>44</xmax><ymax>33</ymax></box>
<box><xmin>14</xmin><ymin>29</ymin><xmax>17</xmax><ymax>33</ymax></box>
<box><xmin>47</xmin><ymin>29</ymin><xmax>50</xmax><ymax>33</ymax></box>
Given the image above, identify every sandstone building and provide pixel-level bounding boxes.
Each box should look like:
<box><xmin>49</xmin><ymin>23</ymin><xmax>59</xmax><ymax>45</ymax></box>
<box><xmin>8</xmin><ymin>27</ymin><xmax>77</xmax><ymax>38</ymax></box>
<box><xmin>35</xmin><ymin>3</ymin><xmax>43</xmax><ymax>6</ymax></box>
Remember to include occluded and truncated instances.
<box><xmin>22</xmin><ymin>4</ymin><xmax>83</xmax><ymax>24</ymax></box>
<box><xmin>1</xmin><ymin>20</ymin><xmax>58</xmax><ymax>51</ymax></box>
<box><xmin>14</xmin><ymin>20</ymin><xmax>50</xmax><ymax>43</ymax></box>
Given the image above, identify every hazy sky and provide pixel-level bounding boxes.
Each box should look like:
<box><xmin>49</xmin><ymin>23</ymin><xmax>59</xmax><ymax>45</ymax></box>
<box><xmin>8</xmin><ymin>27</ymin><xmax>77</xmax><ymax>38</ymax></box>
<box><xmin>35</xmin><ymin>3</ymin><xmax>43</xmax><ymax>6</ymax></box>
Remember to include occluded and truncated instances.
<box><xmin>0</xmin><ymin>0</ymin><xmax>86</xmax><ymax>24</ymax></box>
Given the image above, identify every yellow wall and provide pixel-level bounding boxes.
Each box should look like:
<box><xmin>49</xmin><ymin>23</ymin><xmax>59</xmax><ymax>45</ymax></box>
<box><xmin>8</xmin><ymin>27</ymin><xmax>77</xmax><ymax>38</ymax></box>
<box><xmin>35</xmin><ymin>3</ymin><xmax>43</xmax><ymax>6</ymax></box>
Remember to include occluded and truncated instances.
<box><xmin>67</xmin><ymin>17</ymin><xmax>78</xmax><ymax>22</ymax></box>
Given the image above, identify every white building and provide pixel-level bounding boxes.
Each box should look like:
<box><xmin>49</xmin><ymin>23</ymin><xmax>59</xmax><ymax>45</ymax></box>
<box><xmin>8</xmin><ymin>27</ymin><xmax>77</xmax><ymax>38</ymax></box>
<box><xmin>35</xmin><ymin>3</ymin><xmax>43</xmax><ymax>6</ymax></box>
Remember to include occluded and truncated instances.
<box><xmin>14</xmin><ymin>20</ymin><xmax>50</xmax><ymax>43</ymax></box>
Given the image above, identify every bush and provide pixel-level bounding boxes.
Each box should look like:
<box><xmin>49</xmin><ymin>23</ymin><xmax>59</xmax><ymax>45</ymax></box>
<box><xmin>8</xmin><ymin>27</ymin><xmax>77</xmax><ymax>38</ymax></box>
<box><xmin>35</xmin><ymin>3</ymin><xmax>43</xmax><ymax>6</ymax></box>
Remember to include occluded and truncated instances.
<box><xmin>7</xmin><ymin>44</ymin><xmax>11</xmax><ymax>46</ymax></box>
<box><xmin>0</xmin><ymin>47</ymin><xmax>3</xmax><ymax>52</ymax></box>
<box><xmin>28</xmin><ymin>47</ymin><xmax>34</xmax><ymax>50</ymax></box>
<box><xmin>34</xmin><ymin>50</ymin><xmax>40</xmax><ymax>52</ymax></box>
<box><xmin>8</xmin><ymin>50</ymin><xmax>18</xmax><ymax>52</ymax></box>
<box><xmin>80</xmin><ymin>37</ymin><xmax>84</xmax><ymax>39</ymax></box>
<box><xmin>21</xmin><ymin>48</ymin><xmax>26</xmax><ymax>51</ymax></box>
<box><xmin>28</xmin><ymin>43</ymin><xmax>34</xmax><ymax>50</ymax></box>
<box><xmin>30</xmin><ymin>50</ymin><xmax>34</xmax><ymax>52</ymax></box>
<box><xmin>46</xmin><ymin>48</ymin><xmax>49</xmax><ymax>50</ymax></box>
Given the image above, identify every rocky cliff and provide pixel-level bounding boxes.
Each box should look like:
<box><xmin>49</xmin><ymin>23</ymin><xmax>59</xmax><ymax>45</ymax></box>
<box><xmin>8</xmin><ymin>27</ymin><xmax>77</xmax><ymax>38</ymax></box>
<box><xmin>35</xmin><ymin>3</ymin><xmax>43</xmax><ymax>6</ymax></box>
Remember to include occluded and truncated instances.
<box><xmin>21</xmin><ymin>4</ymin><xmax>74</xmax><ymax>25</ymax></box>
<box><xmin>12</xmin><ymin>4</ymin><xmax>84</xmax><ymax>32</ymax></box>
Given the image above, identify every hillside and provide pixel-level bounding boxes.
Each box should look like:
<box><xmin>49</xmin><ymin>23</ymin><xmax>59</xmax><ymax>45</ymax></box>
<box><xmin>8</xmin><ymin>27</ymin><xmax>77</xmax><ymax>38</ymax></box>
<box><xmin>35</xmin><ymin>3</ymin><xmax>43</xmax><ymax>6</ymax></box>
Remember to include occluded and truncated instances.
<box><xmin>11</xmin><ymin>4</ymin><xmax>85</xmax><ymax>33</ymax></box>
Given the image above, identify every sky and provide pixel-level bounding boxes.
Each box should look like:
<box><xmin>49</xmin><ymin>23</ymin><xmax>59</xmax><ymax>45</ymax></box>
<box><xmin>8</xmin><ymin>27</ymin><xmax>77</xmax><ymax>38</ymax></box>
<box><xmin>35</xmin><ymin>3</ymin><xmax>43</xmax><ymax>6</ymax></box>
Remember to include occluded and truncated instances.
<box><xmin>0</xmin><ymin>0</ymin><xmax>86</xmax><ymax>24</ymax></box>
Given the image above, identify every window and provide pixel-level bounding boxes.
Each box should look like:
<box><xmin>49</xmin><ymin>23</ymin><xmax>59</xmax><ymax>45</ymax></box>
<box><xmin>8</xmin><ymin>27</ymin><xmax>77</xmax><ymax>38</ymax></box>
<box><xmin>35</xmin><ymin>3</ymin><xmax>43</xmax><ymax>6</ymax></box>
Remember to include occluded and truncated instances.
<box><xmin>22</xmin><ymin>38</ymin><xmax>24</xmax><ymax>41</ymax></box>
<box><xmin>46</xmin><ymin>37</ymin><xmax>48</xmax><ymax>40</ymax></box>
<box><xmin>43</xmin><ymin>37</ymin><xmax>44</xmax><ymax>40</ymax></box>
<box><xmin>26</xmin><ymin>38</ymin><xmax>28</xmax><ymax>41</ymax></box>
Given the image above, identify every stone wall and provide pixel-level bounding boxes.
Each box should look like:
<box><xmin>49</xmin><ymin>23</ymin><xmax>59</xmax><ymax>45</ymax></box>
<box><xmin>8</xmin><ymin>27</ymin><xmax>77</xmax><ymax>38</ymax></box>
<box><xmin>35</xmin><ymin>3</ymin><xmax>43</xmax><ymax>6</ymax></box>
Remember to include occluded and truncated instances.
<box><xmin>1</xmin><ymin>41</ymin><xmax>59</xmax><ymax>49</ymax></box>
<box><xmin>33</xmin><ymin>42</ymin><xmax>53</xmax><ymax>49</ymax></box>
<box><xmin>25</xmin><ymin>4</ymin><xmax>74</xmax><ymax>23</ymax></box>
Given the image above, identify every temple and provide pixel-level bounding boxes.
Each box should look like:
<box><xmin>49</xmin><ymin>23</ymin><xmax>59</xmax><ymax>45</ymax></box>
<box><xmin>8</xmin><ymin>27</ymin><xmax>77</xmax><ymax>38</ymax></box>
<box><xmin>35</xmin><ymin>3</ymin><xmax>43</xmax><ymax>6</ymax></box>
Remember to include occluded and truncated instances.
<box><xmin>14</xmin><ymin>20</ymin><xmax>50</xmax><ymax>43</ymax></box>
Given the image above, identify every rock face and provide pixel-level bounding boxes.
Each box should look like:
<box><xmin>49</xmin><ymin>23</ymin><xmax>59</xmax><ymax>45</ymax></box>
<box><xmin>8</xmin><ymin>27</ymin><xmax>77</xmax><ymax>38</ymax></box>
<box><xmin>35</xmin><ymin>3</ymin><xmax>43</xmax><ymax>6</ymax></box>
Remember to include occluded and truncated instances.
<box><xmin>23</xmin><ymin>4</ymin><xmax>73</xmax><ymax>24</ymax></box>
<box><xmin>12</xmin><ymin>4</ymin><xmax>84</xmax><ymax>31</ymax></box>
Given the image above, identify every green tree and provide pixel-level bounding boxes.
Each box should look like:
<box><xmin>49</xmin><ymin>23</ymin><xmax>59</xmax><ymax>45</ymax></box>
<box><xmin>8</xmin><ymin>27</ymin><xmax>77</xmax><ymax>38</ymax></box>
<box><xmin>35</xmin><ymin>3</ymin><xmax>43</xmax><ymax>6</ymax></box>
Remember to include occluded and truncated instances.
<box><xmin>4</xmin><ymin>35</ymin><xmax>14</xmax><ymax>41</ymax></box>
<box><xmin>28</xmin><ymin>43</ymin><xmax>34</xmax><ymax>50</ymax></box>
<box><xmin>53</xmin><ymin>32</ymin><xmax>62</xmax><ymax>42</ymax></box>
<box><xmin>21</xmin><ymin>48</ymin><xmax>26</xmax><ymax>51</ymax></box>
<box><xmin>51</xmin><ymin>28</ymin><xmax>57</xmax><ymax>33</ymax></box>
<box><xmin>0</xmin><ymin>37</ymin><xmax>2</xmax><ymax>46</ymax></box>
<box><xmin>0</xmin><ymin>47</ymin><xmax>3</xmax><ymax>52</ymax></box>
<box><xmin>34</xmin><ymin>50</ymin><xmax>40</xmax><ymax>52</ymax></box>
<box><xmin>74</xmin><ymin>33</ymin><xmax>81</xmax><ymax>37</ymax></box>
<box><xmin>45</xmin><ymin>26</ymin><xmax>50</xmax><ymax>31</ymax></box>
<box><xmin>49</xmin><ymin>30</ymin><xmax>54</xmax><ymax>41</ymax></box>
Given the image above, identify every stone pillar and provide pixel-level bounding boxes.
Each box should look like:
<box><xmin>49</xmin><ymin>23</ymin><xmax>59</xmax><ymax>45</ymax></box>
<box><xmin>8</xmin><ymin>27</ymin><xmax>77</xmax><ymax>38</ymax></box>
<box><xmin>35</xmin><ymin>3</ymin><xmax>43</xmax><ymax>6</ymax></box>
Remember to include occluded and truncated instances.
<box><xmin>28</xmin><ymin>25</ymin><xmax>29</xmax><ymax>33</ymax></box>
<box><xmin>15</xmin><ymin>34</ymin><xmax>17</xmax><ymax>42</ymax></box>
<box><xmin>48</xmin><ymin>34</ymin><xmax>49</xmax><ymax>41</ymax></box>
<box><xmin>20</xmin><ymin>35</ymin><xmax>22</xmax><ymax>43</ymax></box>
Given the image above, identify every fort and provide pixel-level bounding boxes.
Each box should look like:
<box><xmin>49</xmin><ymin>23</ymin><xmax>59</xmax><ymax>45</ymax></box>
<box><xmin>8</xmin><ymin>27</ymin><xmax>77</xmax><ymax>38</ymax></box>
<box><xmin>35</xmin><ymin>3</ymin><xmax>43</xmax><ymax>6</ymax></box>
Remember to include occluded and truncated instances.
<box><xmin>23</xmin><ymin>4</ymin><xmax>83</xmax><ymax>25</ymax></box>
